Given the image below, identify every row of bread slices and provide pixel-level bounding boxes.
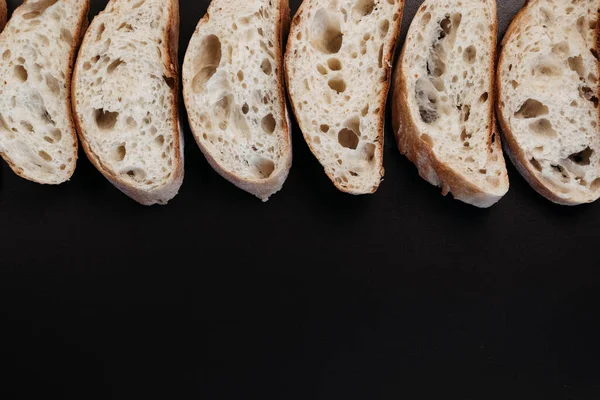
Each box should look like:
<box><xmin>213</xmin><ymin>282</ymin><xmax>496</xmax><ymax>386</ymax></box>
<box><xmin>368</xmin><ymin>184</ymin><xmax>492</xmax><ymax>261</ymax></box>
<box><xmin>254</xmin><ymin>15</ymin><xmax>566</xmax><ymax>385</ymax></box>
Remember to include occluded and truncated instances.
<box><xmin>0</xmin><ymin>0</ymin><xmax>598</xmax><ymax>207</ymax></box>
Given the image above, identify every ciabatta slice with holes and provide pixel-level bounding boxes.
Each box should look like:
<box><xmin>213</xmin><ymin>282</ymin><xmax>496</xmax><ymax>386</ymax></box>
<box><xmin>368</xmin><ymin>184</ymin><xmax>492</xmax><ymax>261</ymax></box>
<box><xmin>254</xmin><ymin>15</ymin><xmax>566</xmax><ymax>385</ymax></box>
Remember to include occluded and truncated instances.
<box><xmin>183</xmin><ymin>0</ymin><xmax>292</xmax><ymax>201</ymax></box>
<box><xmin>285</xmin><ymin>0</ymin><xmax>405</xmax><ymax>195</ymax></box>
<box><xmin>0</xmin><ymin>0</ymin><xmax>89</xmax><ymax>184</ymax></box>
<box><xmin>497</xmin><ymin>0</ymin><xmax>600</xmax><ymax>205</ymax></box>
<box><xmin>73</xmin><ymin>0</ymin><xmax>183</xmax><ymax>206</ymax></box>
<box><xmin>391</xmin><ymin>0</ymin><xmax>509</xmax><ymax>208</ymax></box>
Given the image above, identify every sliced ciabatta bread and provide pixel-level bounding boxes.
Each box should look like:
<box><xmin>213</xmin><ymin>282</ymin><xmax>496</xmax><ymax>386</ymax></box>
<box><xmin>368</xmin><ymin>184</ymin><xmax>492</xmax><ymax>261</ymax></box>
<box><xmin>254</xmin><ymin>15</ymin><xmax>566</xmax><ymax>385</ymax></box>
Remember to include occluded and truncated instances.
<box><xmin>73</xmin><ymin>0</ymin><xmax>183</xmax><ymax>206</ymax></box>
<box><xmin>182</xmin><ymin>0</ymin><xmax>292</xmax><ymax>201</ymax></box>
<box><xmin>285</xmin><ymin>0</ymin><xmax>405</xmax><ymax>194</ymax></box>
<box><xmin>0</xmin><ymin>0</ymin><xmax>89</xmax><ymax>184</ymax></box>
<box><xmin>497</xmin><ymin>0</ymin><xmax>600</xmax><ymax>205</ymax></box>
<box><xmin>391</xmin><ymin>0</ymin><xmax>509</xmax><ymax>208</ymax></box>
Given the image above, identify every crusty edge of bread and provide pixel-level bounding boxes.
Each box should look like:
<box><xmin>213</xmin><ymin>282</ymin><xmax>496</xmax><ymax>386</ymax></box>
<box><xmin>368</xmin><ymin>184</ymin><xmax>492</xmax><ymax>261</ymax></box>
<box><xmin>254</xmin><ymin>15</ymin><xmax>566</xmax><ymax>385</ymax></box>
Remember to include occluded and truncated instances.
<box><xmin>391</xmin><ymin>0</ymin><xmax>508</xmax><ymax>208</ymax></box>
<box><xmin>72</xmin><ymin>0</ymin><xmax>185</xmax><ymax>206</ymax></box>
<box><xmin>496</xmin><ymin>0</ymin><xmax>600</xmax><ymax>206</ymax></box>
<box><xmin>284</xmin><ymin>0</ymin><xmax>405</xmax><ymax>196</ymax></box>
<box><xmin>0</xmin><ymin>0</ymin><xmax>7</xmax><ymax>33</ymax></box>
<box><xmin>0</xmin><ymin>0</ymin><xmax>89</xmax><ymax>185</ymax></box>
<box><xmin>183</xmin><ymin>0</ymin><xmax>292</xmax><ymax>202</ymax></box>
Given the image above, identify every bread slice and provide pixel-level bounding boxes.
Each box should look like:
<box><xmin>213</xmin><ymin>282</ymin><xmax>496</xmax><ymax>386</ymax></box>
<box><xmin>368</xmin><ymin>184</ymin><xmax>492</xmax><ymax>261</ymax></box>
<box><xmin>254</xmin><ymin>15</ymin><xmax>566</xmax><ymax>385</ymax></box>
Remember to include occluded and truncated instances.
<box><xmin>285</xmin><ymin>0</ymin><xmax>405</xmax><ymax>194</ymax></box>
<box><xmin>0</xmin><ymin>0</ymin><xmax>7</xmax><ymax>32</ymax></box>
<box><xmin>72</xmin><ymin>0</ymin><xmax>183</xmax><ymax>206</ymax></box>
<box><xmin>497</xmin><ymin>0</ymin><xmax>600</xmax><ymax>205</ymax></box>
<box><xmin>391</xmin><ymin>0</ymin><xmax>509</xmax><ymax>208</ymax></box>
<box><xmin>0</xmin><ymin>0</ymin><xmax>89</xmax><ymax>184</ymax></box>
<box><xmin>182</xmin><ymin>0</ymin><xmax>292</xmax><ymax>201</ymax></box>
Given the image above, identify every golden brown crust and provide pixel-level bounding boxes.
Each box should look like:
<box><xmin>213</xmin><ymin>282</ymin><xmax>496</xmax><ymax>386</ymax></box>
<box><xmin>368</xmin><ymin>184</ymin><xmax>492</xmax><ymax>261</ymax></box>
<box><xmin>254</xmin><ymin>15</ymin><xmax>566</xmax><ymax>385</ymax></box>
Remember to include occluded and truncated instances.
<box><xmin>0</xmin><ymin>0</ymin><xmax>7</xmax><ymax>33</ymax></box>
<box><xmin>72</xmin><ymin>0</ymin><xmax>183</xmax><ymax>205</ymax></box>
<box><xmin>183</xmin><ymin>0</ymin><xmax>293</xmax><ymax>201</ymax></box>
<box><xmin>391</xmin><ymin>0</ymin><xmax>507</xmax><ymax>208</ymax></box>
<box><xmin>496</xmin><ymin>0</ymin><xmax>600</xmax><ymax>205</ymax></box>
<box><xmin>0</xmin><ymin>0</ymin><xmax>89</xmax><ymax>185</ymax></box>
<box><xmin>284</xmin><ymin>1</ymin><xmax>405</xmax><ymax>195</ymax></box>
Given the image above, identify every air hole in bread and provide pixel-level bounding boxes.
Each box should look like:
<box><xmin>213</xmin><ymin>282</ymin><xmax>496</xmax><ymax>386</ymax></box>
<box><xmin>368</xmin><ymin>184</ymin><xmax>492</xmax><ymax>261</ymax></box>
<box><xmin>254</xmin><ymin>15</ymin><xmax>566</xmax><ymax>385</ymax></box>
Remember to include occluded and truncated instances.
<box><xmin>19</xmin><ymin>120</ymin><xmax>34</xmax><ymax>133</ymax></box>
<box><xmin>338</xmin><ymin>128</ymin><xmax>359</xmax><ymax>150</ymax></box>
<box><xmin>377</xmin><ymin>19</ymin><xmax>390</xmax><ymax>38</ymax></box>
<box><xmin>353</xmin><ymin>0</ymin><xmax>375</xmax><ymax>20</ymax></box>
<box><xmin>117</xmin><ymin>22</ymin><xmax>134</xmax><ymax>32</ymax></box>
<box><xmin>536</xmin><ymin>60</ymin><xmax>562</xmax><ymax>76</ymax></box>
<box><xmin>421</xmin><ymin>12</ymin><xmax>432</xmax><ymax>26</ymax></box>
<box><xmin>415</xmin><ymin>78</ymin><xmax>438</xmax><ymax>123</ymax></box>
<box><xmin>126</xmin><ymin>168</ymin><xmax>146</xmax><ymax>181</ymax></box>
<box><xmin>48</xmin><ymin>128</ymin><xmax>61</xmax><ymax>142</ymax></box>
<box><xmin>378</xmin><ymin>45</ymin><xmax>384</xmax><ymax>68</ymax></box>
<box><xmin>14</xmin><ymin>65</ymin><xmax>28</xmax><ymax>82</ymax></box>
<box><xmin>241</xmin><ymin>103</ymin><xmax>249</xmax><ymax>114</ymax></box>
<box><xmin>59</xmin><ymin>28</ymin><xmax>73</xmax><ymax>45</ymax></box>
<box><xmin>39</xmin><ymin>150</ymin><xmax>52</xmax><ymax>162</ymax></box>
<box><xmin>568</xmin><ymin>55</ymin><xmax>585</xmax><ymax>78</ymax></box>
<box><xmin>462</xmin><ymin>105</ymin><xmax>471</xmax><ymax>122</ymax></box>
<box><xmin>163</xmin><ymin>75</ymin><xmax>175</xmax><ymax>89</ymax></box>
<box><xmin>540</xmin><ymin>7</ymin><xmax>554</xmax><ymax>24</ymax></box>
<box><xmin>515</xmin><ymin>99</ymin><xmax>549</xmax><ymax>118</ymax></box>
<box><xmin>316</xmin><ymin>64</ymin><xmax>327</xmax><ymax>75</ymax></box>
<box><xmin>579</xmin><ymin>86</ymin><xmax>599</xmax><ymax>107</ymax></box>
<box><xmin>530</xmin><ymin>158</ymin><xmax>543</xmax><ymax>172</ymax></box>
<box><xmin>261</xmin><ymin>59</ymin><xmax>272</xmax><ymax>75</ymax></box>
<box><xmin>115</xmin><ymin>145</ymin><xmax>126</xmax><ymax>161</ymax></box>
<box><xmin>107</xmin><ymin>59</ymin><xmax>125</xmax><ymax>74</ymax></box>
<box><xmin>568</xmin><ymin>147</ymin><xmax>593</xmax><ymax>166</ymax></box>
<box><xmin>261</xmin><ymin>114</ymin><xmax>276</xmax><ymax>134</ymax></box>
<box><xmin>431</xmin><ymin>77</ymin><xmax>445</xmax><ymax>92</ymax></box>
<box><xmin>132</xmin><ymin>0</ymin><xmax>146</xmax><ymax>9</ymax></box>
<box><xmin>361</xmin><ymin>105</ymin><xmax>369</xmax><ymax>117</ymax></box>
<box><xmin>94</xmin><ymin>109</ymin><xmax>119</xmax><ymax>130</ymax></box>
<box><xmin>126</xmin><ymin>116</ymin><xmax>136</xmax><ymax>128</ymax></box>
<box><xmin>327</xmin><ymin>58</ymin><xmax>342</xmax><ymax>71</ymax></box>
<box><xmin>328</xmin><ymin>77</ymin><xmax>346</xmax><ymax>93</ymax></box>
<box><xmin>529</xmin><ymin>118</ymin><xmax>557</xmax><ymax>138</ymax></box>
<box><xmin>310</xmin><ymin>9</ymin><xmax>343</xmax><ymax>54</ymax></box>
<box><xmin>479</xmin><ymin>92</ymin><xmax>488</xmax><ymax>103</ymax></box>
<box><xmin>463</xmin><ymin>46</ymin><xmax>477</xmax><ymax>64</ymax></box>
<box><xmin>552</xmin><ymin>41</ymin><xmax>570</xmax><ymax>55</ymax></box>
<box><xmin>253</xmin><ymin>156</ymin><xmax>275</xmax><ymax>178</ymax></box>
<box><xmin>44</xmin><ymin>74</ymin><xmax>60</xmax><ymax>95</ymax></box>
<box><xmin>2</xmin><ymin>50</ymin><xmax>10</xmax><ymax>61</ymax></box>
<box><xmin>236</xmin><ymin>70</ymin><xmax>244</xmax><ymax>81</ymax></box>
<box><xmin>191</xmin><ymin>35</ymin><xmax>222</xmax><ymax>93</ymax></box>
<box><xmin>320</xmin><ymin>124</ymin><xmax>329</xmax><ymax>133</ymax></box>
<box><xmin>591</xmin><ymin>178</ymin><xmax>600</xmax><ymax>191</ymax></box>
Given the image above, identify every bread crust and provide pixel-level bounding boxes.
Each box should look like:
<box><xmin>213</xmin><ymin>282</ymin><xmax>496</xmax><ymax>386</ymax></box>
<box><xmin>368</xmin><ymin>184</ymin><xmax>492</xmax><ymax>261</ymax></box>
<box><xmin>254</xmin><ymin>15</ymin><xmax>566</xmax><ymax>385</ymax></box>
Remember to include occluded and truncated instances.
<box><xmin>496</xmin><ymin>0</ymin><xmax>600</xmax><ymax>206</ymax></box>
<box><xmin>391</xmin><ymin>0</ymin><xmax>508</xmax><ymax>208</ymax></box>
<box><xmin>183</xmin><ymin>0</ymin><xmax>292</xmax><ymax>202</ymax></box>
<box><xmin>0</xmin><ymin>0</ymin><xmax>7</xmax><ymax>33</ymax></box>
<box><xmin>72</xmin><ymin>0</ymin><xmax>184</xmax><ymax>206</ymax></box>
<box><xmin>0</xmin><ymin>0</ymin><xmax>89</xmax><ymax>185</ymax></box>
<box><xmin>284</xmin><ymin>0</ymin><xmax>405</xmax><ymax>195</ymax></box>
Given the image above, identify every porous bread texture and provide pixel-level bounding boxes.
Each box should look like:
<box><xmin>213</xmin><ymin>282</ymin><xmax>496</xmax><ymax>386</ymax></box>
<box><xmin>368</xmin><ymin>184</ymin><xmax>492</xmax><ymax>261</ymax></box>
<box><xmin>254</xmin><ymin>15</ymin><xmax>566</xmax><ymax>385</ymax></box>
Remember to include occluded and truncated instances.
<box><xmin>394</xmin><ymin>0</ymin><xmax>508</xmax><ymax>208</ymax></box>
<box><xmin>183</xmin><ymin>0</ymin><xmax>292</xmax><ymax>202</ymax></box>
<box><xmin>498</xmin><ymin>0</ymin><xmax>600</xmax><ymax>205</ymax></box>
<box><xmin>0</xmin><ymin>0</ymin><xmax>7</xmax><ymax>32</ymax></box>
<box><xmin>0</xmin><ymin>0</ymin><xmax>89</xmax><ymax>184</ymax></box>
<box><xmin>286</xmin><ymin>0</ymin><xmax>405</xmax><ymax>195</ymax></box>
<box><xmin>73</xmin><ymin>0</ymin><xmax>183</xmax><ymax>206</ymax></box>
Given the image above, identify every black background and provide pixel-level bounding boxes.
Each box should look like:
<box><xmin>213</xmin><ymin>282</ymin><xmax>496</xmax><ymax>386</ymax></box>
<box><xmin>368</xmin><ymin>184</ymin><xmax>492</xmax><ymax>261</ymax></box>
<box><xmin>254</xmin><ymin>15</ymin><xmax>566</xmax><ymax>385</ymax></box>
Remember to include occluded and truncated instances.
<box><xmin>1</xmin><ymin>0</ymin><xmax>599</xmax><ymax>398</ymax></box>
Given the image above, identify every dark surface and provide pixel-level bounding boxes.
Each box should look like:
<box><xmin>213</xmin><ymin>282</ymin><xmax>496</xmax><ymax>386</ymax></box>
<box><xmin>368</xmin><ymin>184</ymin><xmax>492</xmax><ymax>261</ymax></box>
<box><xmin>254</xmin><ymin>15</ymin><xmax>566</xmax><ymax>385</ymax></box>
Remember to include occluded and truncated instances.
<box><xmin>1</xmin><ymin>0</ymin><xmax>599</xmax><ymax>399</ymax></box>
